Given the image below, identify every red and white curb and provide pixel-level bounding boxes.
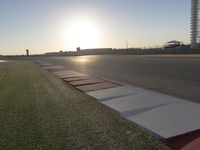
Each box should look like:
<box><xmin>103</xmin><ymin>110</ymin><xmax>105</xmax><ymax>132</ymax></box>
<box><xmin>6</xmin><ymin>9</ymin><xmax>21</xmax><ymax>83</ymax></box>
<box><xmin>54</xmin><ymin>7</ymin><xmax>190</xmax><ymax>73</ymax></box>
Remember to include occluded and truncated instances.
<box><xmin>35</xmin><ymin>60</ymin><xmax>200</xmax><ymax>150</ymax></box>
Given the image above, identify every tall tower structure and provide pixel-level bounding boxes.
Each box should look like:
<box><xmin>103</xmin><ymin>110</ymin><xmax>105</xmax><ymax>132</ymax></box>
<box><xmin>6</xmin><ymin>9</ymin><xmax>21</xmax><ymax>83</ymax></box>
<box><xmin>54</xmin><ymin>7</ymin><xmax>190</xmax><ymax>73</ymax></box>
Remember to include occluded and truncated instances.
<box><xmin>191</xmin><ymin>0</ymin><xmax>199</xmax><ymax>48</ymax></box>
<box><xmin>26</xmin><ymin>49</ymin><xmax>29</xmax><ymax>56</ymax></box>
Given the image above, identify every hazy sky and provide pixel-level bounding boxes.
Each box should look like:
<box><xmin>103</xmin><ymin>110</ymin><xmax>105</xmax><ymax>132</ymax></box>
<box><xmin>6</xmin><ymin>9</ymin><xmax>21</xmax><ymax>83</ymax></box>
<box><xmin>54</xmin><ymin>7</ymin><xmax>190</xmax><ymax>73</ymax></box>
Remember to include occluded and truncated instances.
<box><xmin>0</xmin><ymin>0</ymin><xmax>190</xmax><ymax>55</ymax></box>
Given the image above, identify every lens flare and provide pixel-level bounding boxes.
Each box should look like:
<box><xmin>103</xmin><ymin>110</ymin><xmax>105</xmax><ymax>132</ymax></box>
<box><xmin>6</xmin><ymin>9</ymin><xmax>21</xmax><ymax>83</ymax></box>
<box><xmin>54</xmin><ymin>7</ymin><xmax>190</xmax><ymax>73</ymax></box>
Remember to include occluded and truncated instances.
<box><xmin>66</xmin><ymin>19</ymin><xmax>100</xmax><ymax>50</ymax></box>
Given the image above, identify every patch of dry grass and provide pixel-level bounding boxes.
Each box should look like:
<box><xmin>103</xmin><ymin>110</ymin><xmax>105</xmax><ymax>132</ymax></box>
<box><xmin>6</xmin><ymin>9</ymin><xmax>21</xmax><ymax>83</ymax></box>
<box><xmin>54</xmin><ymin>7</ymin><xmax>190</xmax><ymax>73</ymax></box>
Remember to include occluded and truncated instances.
<box><xmin>0</xmin><ymin>61</ymin><xmax>171</xmax><ymax>150</ymax></box>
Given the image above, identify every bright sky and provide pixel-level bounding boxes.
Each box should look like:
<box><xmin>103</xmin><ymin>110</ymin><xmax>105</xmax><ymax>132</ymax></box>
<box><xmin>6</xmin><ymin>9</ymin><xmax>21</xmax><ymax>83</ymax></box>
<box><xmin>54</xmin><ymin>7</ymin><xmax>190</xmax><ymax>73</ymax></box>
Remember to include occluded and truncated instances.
<box><xmin>0</xmin><ymin>0</ymin><xmax>190</xmax><ymax>55</ymax></box>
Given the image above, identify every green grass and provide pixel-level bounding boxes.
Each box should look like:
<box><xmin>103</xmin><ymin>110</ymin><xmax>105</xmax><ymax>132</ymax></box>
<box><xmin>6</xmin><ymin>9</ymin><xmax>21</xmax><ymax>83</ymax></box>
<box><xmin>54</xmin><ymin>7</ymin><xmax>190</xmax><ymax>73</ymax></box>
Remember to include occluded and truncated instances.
<box><xmin>0</xmin><ymin>61</ymin><xmax>171</xmax><ymax>150</ymax></box>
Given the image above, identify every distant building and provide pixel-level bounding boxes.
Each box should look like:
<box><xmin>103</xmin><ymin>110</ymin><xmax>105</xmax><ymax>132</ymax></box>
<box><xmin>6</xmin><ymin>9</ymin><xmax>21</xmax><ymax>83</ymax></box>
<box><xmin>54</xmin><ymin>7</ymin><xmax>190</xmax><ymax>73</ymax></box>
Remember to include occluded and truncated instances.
<box><xmin>163</xmin><ymin>41</ymin><xmax>184</xmax><ymax>49</ymax></box>
<box><xmin>45</xmin><ymin>50</ymin><xmax>78</xmax><ymax>56</ymax></box>
<box><xmin>80</xmin><ymin>48</ymin><xmax>113</xmax><ymax>54</ymax></box>
<box><xmin>45</xmin><ymin>52</ymin><xmax>61</xmax><ymax>56</ymax></box>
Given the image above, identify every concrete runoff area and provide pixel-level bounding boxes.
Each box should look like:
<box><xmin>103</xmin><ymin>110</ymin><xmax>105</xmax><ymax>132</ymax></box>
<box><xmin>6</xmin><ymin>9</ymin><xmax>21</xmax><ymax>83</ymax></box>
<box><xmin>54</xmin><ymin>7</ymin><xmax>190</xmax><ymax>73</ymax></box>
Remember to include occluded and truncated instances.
<box><xmin>90</xmin><ymin>86</ymin><xmax>200</xmax><ymax>139</ymax></box>
<box><xmin>86</xmin><ymin>86</ymin><xmax>141</xmax><ymax>101</ymax></box>
<box><xmin>36</xmin><ymin>60</ymin><xmax>200</xmax><ymax>150</ymax></box>
<box><xmin>101</xmin><ymin>93</ymin><xmax>172</xmax><ymax>115</ymax></box>
<box><xmin>127</xmin><ymin>101</ymin><xmax>200</xmax><ymax>139</ymax></box>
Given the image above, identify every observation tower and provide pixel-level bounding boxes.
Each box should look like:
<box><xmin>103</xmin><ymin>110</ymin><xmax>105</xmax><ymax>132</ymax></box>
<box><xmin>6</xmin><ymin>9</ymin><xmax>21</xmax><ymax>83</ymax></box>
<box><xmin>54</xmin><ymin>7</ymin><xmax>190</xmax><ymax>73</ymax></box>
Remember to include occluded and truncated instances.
<box><xmin>191</xmin><ymin>0</ymin><xmax>199</xmax><ymax>48</ymax></box>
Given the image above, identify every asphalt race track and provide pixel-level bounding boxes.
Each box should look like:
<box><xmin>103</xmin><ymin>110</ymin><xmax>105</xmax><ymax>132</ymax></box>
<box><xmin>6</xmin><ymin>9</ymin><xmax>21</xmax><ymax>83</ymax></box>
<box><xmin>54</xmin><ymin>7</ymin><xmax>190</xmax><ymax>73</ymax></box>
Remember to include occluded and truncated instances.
<box><xmin>37</xmin><ymin>55</ymin><xmax>200</xmax><ymax>103</ymax></box>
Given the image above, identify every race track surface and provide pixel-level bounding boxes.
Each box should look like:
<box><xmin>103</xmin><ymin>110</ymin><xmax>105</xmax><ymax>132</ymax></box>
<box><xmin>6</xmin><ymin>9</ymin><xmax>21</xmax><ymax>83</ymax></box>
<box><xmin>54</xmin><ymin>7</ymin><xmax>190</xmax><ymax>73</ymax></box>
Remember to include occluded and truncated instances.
<box><xmin>37</xmin><ymin>55</ymin><xmax>200</xmax><ymax>103</ymax></box>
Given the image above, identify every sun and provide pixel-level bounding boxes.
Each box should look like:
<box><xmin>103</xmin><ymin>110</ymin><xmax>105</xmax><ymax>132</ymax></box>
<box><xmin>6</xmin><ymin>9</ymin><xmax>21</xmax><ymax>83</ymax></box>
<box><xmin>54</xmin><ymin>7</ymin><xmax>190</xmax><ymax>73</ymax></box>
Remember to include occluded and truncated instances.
<box><xmin>66</xmin><ymin>19</ymin><xmax>100</xmax><ymax>50</ymax></box>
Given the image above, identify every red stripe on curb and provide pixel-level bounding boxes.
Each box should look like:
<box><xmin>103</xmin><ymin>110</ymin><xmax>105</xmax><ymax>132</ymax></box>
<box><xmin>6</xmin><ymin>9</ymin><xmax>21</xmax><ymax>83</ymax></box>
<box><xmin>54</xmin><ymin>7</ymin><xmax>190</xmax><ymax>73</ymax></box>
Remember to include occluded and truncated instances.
<box><xmin>64</xmin><ymin>76</ymin><xmax>94</xmax><ymax>82</ymax></box>
<box><xmin>70</xmin><ymin>78</ymin><xmax>105</xmax><ymax>86</ymax></box>
<box><xmin>46</xmin><ymin>68</ymin><xmax>66</xmax><ymax>72</ymax></box>
<box><xmin>76</xmin><ymin>82</ymin><xmax>120</xmax><ymax>92</ymax></box>
<box><xmin>166</xmin><ymin>129</ymin><xmax>200</xmax><ymax>150</ymax></box>
<box><xmin>181</xmin><ymin>137</ymin><xmax>200</xmax><ymax>150</ymax></box>
<box><xmin>145</xmin><ymin>57</ymin><xmax>200</xmax><ymax>61</ymax></box>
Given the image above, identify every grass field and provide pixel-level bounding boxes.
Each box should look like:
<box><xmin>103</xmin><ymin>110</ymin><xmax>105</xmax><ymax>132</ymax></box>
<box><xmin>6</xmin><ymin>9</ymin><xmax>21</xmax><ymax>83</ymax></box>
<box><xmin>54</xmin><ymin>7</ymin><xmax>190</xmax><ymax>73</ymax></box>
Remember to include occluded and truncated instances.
<box><xmin>0</xmin><ymin>61</ymin><xmax>171</xmax><ymax>150</ymax></box>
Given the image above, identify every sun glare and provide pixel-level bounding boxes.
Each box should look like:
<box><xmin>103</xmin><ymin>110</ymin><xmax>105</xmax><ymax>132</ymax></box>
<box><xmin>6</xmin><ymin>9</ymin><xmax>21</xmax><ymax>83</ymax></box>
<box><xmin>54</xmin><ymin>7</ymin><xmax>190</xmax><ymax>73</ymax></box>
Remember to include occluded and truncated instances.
<box><xmin>66</xmin><ymin>19</ymin><xmax>100</xmax><ymax>50</ymax></box>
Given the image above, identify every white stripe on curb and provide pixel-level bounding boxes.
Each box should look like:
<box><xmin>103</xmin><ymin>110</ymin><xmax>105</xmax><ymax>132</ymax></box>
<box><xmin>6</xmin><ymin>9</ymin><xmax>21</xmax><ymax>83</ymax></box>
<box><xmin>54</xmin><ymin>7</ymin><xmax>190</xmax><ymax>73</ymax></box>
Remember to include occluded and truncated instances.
<box><xmin>87</xmin><ymin>85</ymin><xmax>200</xmax><ymax>139</ymax></box>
